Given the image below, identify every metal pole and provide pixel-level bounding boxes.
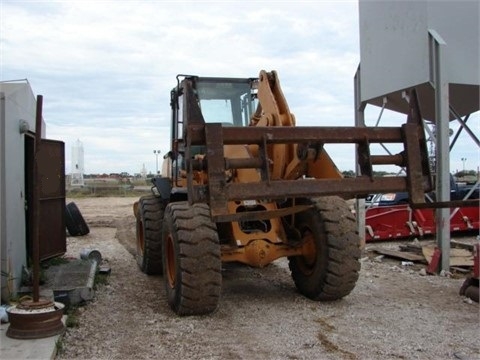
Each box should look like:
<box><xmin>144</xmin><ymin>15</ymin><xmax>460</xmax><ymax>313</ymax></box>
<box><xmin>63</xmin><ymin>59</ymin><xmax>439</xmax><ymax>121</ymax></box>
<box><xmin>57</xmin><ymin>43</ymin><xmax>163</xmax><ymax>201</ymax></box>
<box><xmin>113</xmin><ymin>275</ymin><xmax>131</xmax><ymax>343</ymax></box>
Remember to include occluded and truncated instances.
<box><xmin>354</xmin><ymin>64</ymin><xmax>367</xmax><ymax>249</ymax></box>
<box><xmin>429</xmin><ymin>30</ymin><xmax>450</xmax><ymax>272</ymax></box>
<box><xmin>32</xmin><ymin>95</ymin><xmax>43</xmax><ymax>302</ymax></box>
<box><xmin>0</xmin><ymin>93</ymin><xmax>6</xmax><ymax>298</ymax></box>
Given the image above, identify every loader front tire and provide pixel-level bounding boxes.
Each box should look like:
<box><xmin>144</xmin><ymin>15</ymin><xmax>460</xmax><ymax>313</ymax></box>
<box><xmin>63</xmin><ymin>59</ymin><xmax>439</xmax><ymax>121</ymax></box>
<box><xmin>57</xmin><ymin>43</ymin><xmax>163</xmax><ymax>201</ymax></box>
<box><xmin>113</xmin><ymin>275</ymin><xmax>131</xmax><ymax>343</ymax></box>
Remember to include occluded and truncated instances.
<box><xmin>288</xmin><ymin>196</ymin><xmax>360</xmax><ymax>301</ymax></box>
<box><xmin>136</xmin><ymin>195</ymin><xmax>165</xmax><ymax>275</ymax></box>
<box><xmin>162</xmin><ymin>202</ymin><xmax>222</xmax><ymax>316</ymax></box>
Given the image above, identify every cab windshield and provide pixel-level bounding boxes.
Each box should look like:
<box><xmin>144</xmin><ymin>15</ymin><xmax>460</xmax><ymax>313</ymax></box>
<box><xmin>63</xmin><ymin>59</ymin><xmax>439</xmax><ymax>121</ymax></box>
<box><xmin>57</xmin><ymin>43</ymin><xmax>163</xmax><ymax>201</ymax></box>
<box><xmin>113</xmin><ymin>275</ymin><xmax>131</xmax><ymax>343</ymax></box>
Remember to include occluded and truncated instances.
<box><xmin>196</xmin><ymin>79</ymin><xmax>258</xmax><ymax>127</ymax></box>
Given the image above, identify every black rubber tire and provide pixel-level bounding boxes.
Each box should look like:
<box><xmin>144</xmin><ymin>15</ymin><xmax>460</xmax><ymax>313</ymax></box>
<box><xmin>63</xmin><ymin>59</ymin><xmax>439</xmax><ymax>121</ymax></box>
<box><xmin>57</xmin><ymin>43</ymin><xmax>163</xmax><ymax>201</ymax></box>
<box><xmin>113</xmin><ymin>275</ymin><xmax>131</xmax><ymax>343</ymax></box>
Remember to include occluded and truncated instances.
<box><xmin>136</xmin><ymin>195</ymin><xmax>165</xmax><ymax>275</ymax></box>
<box><xmin>162</xmin><ymin>202</ymin><xmax>222</xmax><ymax>316</ymax></box>
<box><xmin>65</xmin><ymin>202</ymin><xmax>90</xmax><ymax>236</ymax></box>
<box><xmin>288</xmin><ymin>196</ymin><xmax>361</xmax><ymax>301</ymax></box>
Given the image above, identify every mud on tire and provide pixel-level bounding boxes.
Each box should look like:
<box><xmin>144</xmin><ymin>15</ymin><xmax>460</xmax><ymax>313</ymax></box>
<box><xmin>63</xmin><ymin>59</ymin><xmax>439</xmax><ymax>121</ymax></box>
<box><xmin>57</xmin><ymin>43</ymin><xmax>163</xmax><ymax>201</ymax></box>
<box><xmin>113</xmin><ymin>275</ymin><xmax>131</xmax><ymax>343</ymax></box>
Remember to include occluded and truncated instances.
<box><xmin>136</xmin><ymin>195</ymin><xmax>165</xmax><ymax>275</ymax></box>
<box><xmin>162</xmin><ymin>202</ymin><xmax>222</xmax><ymax>316</ymax></box>
<box><xmin>288</xmin><ymin>196</ymin><xmax>361</xmax><ymax>301</ymax></box>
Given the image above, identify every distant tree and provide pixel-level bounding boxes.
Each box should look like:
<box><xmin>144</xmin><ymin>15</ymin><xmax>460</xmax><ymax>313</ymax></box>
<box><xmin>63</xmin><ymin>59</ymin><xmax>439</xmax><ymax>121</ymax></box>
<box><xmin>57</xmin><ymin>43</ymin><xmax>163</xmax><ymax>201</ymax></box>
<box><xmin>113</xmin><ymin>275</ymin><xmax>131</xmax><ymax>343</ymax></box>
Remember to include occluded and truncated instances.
<box><xmin>342</xmin><ymin>170</ymin><xmax>355</xmax><ymax>178</ymax></box>
<box><xmin>454</xmin><ymin>170</ymin><xmax>478</xmax><ymax>177</ymax></box>
<box><xmin>372</xmin><ymin>170</ymin><xmax>395</xmax><ymax>177</ymax></box>
<box><xmin>341</xmin><ymin>170</ymin><xmax>399</xmax><ymax>177</ymax></box>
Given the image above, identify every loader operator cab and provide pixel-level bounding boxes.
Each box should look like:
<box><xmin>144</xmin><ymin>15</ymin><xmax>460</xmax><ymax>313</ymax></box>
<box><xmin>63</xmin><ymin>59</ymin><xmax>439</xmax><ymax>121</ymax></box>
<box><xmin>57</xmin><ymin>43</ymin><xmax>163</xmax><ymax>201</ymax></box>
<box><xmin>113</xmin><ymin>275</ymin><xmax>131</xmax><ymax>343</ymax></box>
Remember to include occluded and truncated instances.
<box><xmin>167</xmin><ymin>76</ymin><xmax>258</xmax><ymax>179</ymax></box>
<box><xmin>195</xmin><ymin>77</ymin><xmax>258</xmax><ymax>126</ymax></box>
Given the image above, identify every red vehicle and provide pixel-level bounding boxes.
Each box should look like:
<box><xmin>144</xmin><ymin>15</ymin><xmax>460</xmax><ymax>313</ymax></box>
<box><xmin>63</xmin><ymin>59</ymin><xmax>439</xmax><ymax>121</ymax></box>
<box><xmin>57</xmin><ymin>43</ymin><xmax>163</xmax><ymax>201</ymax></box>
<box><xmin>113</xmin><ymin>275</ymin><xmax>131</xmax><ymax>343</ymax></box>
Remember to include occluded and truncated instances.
<box><xmin>365</xmin><ymin>176</ymin><xmax>479</xmax><ymax>242</ymax></box>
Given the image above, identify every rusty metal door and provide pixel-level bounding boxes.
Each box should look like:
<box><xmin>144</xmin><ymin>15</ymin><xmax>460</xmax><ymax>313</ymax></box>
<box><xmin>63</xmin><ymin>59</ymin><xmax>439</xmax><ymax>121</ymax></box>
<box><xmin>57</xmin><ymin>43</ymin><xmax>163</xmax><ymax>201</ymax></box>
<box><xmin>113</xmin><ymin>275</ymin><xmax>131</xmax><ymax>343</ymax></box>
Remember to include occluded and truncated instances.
<box><xmin>26</xmin><ymin>137</ymin><xmax>66</xmax><ymax>261</ymax></box>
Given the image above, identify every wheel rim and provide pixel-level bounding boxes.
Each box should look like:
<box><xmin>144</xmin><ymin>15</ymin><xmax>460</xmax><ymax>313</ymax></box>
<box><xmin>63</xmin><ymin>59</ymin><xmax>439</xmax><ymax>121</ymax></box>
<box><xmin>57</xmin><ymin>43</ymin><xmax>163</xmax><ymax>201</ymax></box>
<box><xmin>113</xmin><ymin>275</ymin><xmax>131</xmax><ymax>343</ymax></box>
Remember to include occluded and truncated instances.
<box><xmin>165</xmin><ymin>234</ymin><xmax>176</xmax><ymax>288</ymax></box>
<box><xmin>137</xmin><ymin>218</ymin><xmax>145</xmax><ymax>255</ymax></box>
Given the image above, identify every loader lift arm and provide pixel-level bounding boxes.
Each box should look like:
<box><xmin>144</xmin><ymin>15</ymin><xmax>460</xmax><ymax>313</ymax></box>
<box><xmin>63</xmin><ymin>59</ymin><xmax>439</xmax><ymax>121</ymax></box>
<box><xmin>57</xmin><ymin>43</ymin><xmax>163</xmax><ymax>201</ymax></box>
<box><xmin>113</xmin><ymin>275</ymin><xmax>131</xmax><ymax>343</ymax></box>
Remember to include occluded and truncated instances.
<box><xmin>249</xmin><ymin>70</ymin><xmax>342</xmax><ymax>181</ymax></box>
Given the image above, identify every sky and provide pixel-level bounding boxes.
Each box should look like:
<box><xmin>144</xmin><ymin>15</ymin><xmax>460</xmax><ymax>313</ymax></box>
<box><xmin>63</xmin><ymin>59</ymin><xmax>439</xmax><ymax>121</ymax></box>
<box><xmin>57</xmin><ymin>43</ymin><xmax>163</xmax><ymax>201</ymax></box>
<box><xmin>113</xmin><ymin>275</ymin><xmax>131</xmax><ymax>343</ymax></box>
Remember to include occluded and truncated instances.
<box><xmin>0</xmin><ymin>0</ymin><xmax>478</xmax><ymax>176</ymax></box>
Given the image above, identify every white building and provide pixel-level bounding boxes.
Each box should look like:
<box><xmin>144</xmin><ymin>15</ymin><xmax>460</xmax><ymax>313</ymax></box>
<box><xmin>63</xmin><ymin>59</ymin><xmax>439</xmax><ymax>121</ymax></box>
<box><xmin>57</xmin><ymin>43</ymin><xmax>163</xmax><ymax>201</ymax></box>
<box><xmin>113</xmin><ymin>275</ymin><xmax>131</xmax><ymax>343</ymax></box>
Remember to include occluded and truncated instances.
<box><xmin>0</xmin><ymin>81</ymin><xmax>66</xmax><ymax>302</ymax></box>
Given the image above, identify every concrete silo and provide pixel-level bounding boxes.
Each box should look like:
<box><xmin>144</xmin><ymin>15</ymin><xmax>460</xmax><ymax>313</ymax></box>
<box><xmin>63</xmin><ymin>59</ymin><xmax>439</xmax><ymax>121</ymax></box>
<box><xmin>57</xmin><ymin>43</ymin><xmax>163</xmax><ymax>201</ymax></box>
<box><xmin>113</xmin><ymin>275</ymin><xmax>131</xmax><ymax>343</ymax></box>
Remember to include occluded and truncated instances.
<box><xmin>71</xmin><ymin>139</ymin><xmax>84</xmax><ymax>186</ymax></box>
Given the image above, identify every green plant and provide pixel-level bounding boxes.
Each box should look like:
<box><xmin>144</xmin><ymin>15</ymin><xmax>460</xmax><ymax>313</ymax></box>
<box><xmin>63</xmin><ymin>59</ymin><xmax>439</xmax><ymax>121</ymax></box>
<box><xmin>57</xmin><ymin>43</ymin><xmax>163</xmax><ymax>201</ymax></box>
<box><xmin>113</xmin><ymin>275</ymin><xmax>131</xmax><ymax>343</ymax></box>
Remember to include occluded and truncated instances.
<box><xmin>20</xmin><ymin>266</ymin><xmax>47</xmax><ymax>286</ymax></box>
<box><xmin>65</xmin><ymin>307</ymin><xmax>80</xmax><ymax>328</ymax></box>
<box><xmin>55</xmin><ymin>338</ymin><xmax>65</xmax><ymax>355</ymax></box>
<box><xmin>93</xmin><ymin>272</ymin><xmax>109</xmax><ymax>289</ymax></box>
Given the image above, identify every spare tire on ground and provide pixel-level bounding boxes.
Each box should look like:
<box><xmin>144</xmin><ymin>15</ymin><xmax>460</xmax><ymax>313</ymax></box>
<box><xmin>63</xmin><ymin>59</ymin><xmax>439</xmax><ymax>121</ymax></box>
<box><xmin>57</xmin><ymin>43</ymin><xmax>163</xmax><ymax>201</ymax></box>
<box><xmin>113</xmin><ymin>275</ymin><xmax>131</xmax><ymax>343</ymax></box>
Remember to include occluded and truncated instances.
<box><xmin>65</xmin><ymin>202</ymin><xmax>90</xmax><ymax>236</ymax></box>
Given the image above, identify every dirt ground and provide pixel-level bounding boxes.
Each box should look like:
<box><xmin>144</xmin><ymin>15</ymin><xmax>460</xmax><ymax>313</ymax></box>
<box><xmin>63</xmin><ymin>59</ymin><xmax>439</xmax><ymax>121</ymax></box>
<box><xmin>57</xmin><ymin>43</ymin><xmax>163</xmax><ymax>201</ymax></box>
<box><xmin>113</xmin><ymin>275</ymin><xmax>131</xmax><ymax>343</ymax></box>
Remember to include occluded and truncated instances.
<box><xmin>57</xmin><ymin>197</ymin><xmax>479</xmax><ymax>360</ymax></box>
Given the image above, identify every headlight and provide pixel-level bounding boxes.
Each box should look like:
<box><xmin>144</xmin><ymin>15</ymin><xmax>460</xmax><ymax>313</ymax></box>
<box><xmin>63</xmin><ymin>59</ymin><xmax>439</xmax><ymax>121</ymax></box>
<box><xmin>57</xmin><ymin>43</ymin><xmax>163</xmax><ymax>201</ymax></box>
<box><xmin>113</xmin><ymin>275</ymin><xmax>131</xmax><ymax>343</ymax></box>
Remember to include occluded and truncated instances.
<box><xmin>380</xmin><ymin>193</ymin><xmax>396</xmax><ymax>201</ymax></box>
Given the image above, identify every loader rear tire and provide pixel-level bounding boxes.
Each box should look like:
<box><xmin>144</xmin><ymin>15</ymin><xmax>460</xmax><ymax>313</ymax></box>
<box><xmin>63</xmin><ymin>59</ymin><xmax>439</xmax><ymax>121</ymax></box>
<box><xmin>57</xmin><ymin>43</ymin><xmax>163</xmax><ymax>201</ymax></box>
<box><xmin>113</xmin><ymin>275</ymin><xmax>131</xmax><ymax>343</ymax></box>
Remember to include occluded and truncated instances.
<box><xmin>288</xmin><ymin>196</ymin><xmax>360</xmax><ymax>301</ymax></box>
<box><xmin>162</xmin><ymin>202</ymin><xmax>222</xmax><ymax>316</ymax></box>
<box><xmin>136</xmin><ymin>195</ymin><xmax>165</xmax><ymax>275</ymax></box>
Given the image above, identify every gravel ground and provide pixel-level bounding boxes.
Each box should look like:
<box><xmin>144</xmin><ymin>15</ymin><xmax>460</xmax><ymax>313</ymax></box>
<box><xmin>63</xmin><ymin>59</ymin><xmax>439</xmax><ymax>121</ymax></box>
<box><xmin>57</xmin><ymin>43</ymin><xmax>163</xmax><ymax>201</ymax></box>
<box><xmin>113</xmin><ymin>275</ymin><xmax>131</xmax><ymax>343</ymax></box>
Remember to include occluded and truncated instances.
<box><xmin>57</xmin><ymin>197</ymin><xmax>479</xmax><ymax>360</ymax></box>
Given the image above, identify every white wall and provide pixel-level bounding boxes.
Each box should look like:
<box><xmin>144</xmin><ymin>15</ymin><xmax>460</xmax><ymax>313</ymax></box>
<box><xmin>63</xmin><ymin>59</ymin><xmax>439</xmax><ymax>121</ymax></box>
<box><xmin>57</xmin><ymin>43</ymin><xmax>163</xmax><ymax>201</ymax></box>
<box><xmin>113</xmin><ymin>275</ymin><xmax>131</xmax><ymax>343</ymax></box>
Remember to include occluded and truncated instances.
<box><xmin>0</xmin><ymin>82</ymin><xmax>43</xmax><ymax>302</ymax></box>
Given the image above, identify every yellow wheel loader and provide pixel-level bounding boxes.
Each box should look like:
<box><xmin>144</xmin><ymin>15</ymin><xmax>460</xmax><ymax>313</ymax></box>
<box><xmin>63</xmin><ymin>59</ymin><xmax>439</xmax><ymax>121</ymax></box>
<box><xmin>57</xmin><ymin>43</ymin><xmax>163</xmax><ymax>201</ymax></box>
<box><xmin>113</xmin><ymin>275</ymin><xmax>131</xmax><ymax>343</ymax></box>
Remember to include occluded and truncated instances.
<box><xmin>134</xmin><ymin>70</ymin><xmax>431</xmax><ymax>315</ymax></box>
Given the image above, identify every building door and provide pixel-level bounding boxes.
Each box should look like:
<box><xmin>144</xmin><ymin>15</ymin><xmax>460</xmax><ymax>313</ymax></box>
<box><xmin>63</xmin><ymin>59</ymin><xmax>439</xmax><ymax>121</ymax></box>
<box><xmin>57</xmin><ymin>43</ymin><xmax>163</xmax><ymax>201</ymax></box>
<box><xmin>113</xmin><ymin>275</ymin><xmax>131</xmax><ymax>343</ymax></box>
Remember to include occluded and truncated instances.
<box><xmin>25</xmin><ymin>136</ymin><xmax>66</xmax><ymax>262</ymax></box>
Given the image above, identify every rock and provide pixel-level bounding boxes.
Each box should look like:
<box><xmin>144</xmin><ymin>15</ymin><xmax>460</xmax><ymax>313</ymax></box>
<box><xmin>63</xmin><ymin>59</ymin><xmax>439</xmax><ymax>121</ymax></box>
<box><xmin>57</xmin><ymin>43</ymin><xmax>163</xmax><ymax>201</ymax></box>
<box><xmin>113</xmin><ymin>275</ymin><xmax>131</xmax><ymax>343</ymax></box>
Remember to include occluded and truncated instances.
<box><xmin>440</xmin><ymin>270</ymin><xmax>452</xmax><ymax>278</ymax></box>
<box><xmin>0</xmin><ymin>306</ymin><xmax>9</xmax><ymax>323</ymax></box>
<box><xmin>454</xmin><ymin>351</ymin><xmax>470</xmax><ymax>359</ymax></box>
<box><xmin>462</xmin><ymin>297</ymin><xmax>473</xmax><ymax>305</ymax></box>
<box><xmin>418</xmin><ymin>268</ymin><xmax>427</xmax><ymax>276</ymax></box>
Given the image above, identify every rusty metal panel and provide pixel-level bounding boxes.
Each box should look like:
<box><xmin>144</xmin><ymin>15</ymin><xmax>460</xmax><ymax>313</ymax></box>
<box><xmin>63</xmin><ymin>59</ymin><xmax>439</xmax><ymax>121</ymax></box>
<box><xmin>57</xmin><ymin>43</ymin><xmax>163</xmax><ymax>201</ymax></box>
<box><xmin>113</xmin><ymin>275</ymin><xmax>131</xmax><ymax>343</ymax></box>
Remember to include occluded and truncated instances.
<box><xmin>224</xmin><ymin>177</ymin><xmax>408</xmax><ymax>202</ymax></box>
<box><xmin>37</xmin><ymin>139</ymin><xmax>66</xmax><ymax>260</ymax></box>
<box><xmin>189</xmin><ymin>125</ymin><xmax>405</xmax><ymax>145</ymax></box>
<box><xmin>204</xmin><ymin>124</ymin><xmax>228</xmax><ymax>217</ymax></box>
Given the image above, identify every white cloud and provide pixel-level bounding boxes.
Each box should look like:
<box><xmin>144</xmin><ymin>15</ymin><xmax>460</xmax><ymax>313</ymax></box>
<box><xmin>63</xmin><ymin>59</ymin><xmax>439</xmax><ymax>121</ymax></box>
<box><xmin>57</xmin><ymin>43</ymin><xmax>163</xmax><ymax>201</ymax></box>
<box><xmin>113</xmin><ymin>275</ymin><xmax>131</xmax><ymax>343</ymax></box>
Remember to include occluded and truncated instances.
<box><xmin>1</xmin><ymin>1</ymin><xmax>477</xmax><ymax>176</ymax></box>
